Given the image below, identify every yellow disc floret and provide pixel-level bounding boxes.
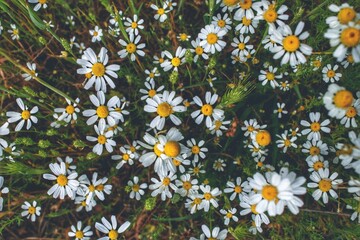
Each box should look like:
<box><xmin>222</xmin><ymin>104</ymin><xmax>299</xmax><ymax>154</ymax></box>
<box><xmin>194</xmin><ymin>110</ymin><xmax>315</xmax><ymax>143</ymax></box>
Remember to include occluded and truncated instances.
<box><xmin>207</xmin><ymin>33</ymin><xmax>218</xmax><ymax>44</ymax></box>
<box><xmin>201</xmin><ymin>104</ymin><xmax>213</xmax><ymax>116</ymax></box>
<box><xmin>338</xmin><ymin>7</ymin><xmax>356</xmax><ymax>24</ymax></box>
<box><xmin>283</xmin><ymin>35</ymin><xmax>300</xmax><ymax>52</ymax></box>
<box><xmin>57</xmin><ymin>174</ymin><xmax>68</xmax><ymax>187</ymax></box>
<box><xmin>108</xmin><ymin>229</ymin><xmax>118</xmax><ymax>240</ymax></box>
<box><xmin>262</xmin><ymin>185</ymin><xmax>278</xmax><ymax>201</ymax></box>
<box><xmin>340</xmin><ymin>27</ymin><xmax>360</xmax><ymax>47</ymax></box>
<box><xmin>96</xmin><ymin>105</ymin><xmax>109</xmax><ymax>118</ymax></box>
<box><xmin>164</xmin><ymin>141</ymin><xmax>181</xmax><ymax>157</ymax></box>
<box><xmin>126</xmin><ymin>43</ymin><xmax>137</xmax><ymax>54</ymax></box>
<box><xmin>333</xmin><ymin>90</ymin><xmax>353</xmax><ymax>108</ymax></box>
<box><xmin>318</xmin><ymin>179</ymin><xmax>331</xmax><ymax>192</ymax></box>
<box><xmin>21</xmin><ymin>110</ymin><xmax>31</xmax><ymax>120</ymax></box>
<box><xmin>92</xmin><ymin>63</ymin><xmax>105</xmax><ymax>77</ymax></box>
<box><xmin>157</xmin><ymin>102</ymin><xmax>173</xmax><ymax>117</ymax></box>
<box><xmin>255</xmin><ymin>130</ymin><xmax>271</xmax><ymax>146</ymax></box>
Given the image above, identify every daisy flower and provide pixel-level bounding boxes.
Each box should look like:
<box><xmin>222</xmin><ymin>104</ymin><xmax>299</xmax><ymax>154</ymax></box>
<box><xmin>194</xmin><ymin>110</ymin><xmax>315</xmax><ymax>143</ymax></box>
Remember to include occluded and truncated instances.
<box><xmin>270</xmin><ymin>21</ymin><xmax>312</xmax><ymax>66</ymax></box>
<box><xmin>89</xmin><ymin>26</ymin><xmax>103</xmax><ymax>42</ymax></box>
<box><xmin>341</xmin><ymin>53</ymin><xmax>356</xmax><ymax>68</ymax></box>
<box><xmin>149</xmin><ymin>169</ymin><xmax>178</xmax><ymax>201</ymax></box>
<box><xmin>199</xmin><ymin>185</ymin><xmax>222</xmax><ymax>212</ymax></box>
<box><xmin>302</xmin><ymin>139</ymin><xmax>329</xmax><ymax>162</ymax></box>
<box><xmin>56</xmin><ymin>156</ymin><xmax>77</xmax><ymax>175</ymax></box>
<box><xmin>276</xmin><ymin>130</ymin><xmax>297</xmax><ymax>153</ymax></box>
<box><xmin>240</xmin><ymin>193</ymin><xmax>270</xmax><ymax>227</ymax></box>
<box><xmin>199</xmin><ymin>224</ymin><xmax>228</xmax><ymax>240</ymax></box>
<box><xmin>346</xmin><ymin>195</ymin><xmax>360</xmax><ymax>224</ymax></box>
<box><xmin>160</xmin><ymin>46</ymin><xmax>186</xmax><ymax>72</ymax></box>
<box><xmin>209</xmin><ymin>116</ymin><xmax>231</xmax><ymax>137</ymax></box>
<box><xmin>307</xmin><ymin>157</ymin><xmax>329</xmax><ymax>172</ymax></box>
<box><xmin>233</xmin><ymin>0</ymin><xmax>262</xmax><ymax>20</ymax></box>
<box><xmin>322</xmin><ymin>64</ymin><xmax>342</xmax><ymax>83</ymax></box>
<box><xmin>191</xmin><ymin>91</ymin><xmax>224</xmax><ymax>128</ymax></box>
<box><xmin>224</xmin><ymin>177</ymin><xmax>249</xmax><ymax>201</ymax></box>
<box><xmin>255</xmin><ymin>2</ymin><xmax>289</xmax><ymax>27</ymax></box>
<box><xmin>175</xmin><ymin>174</ymin><xmax>199</xmax><ymax>197</ymax></box>
<box><xmin>118</xmin><ymin>34</ymin><xmax>146</xmax><ymax>61</ymax></box>
<box><xmin>82</xmin><ymin>91</ymin><xmax>122</xmax><ymax>128</ymax></box>
<box><xmin>185</xmin><ymin>193</ymin><xmax>204</xmax><ymax>214</ymax></box>
<box><xmin>235</xmin><ymin>16</ymin><xmax>259</xmax><ymax>34</ymax></box>
<box><xmin>307</xmin><ymin>168</ymin><xmax>343</xmax><ymax>204</ymax></box>
<box><xmin>68</xmin><ymin>221</ymin><xmax>93</xmax><ymax>240</ymax></box>
<box><xmin>86</xmin><ymin>123</ymin><xmax>115</xmax><ymax>155</ymax></box>
<box><xmin>95</xmin><ymin>216</ymin><xmax>130</xmax><ymax>240</ymax></box>
<box><xmin>124</xmin><ymin>140</ymin><xmax>141</xmax><ymax>160</ymax></box>
<box><xmin>145</xmin><ymin>67</ymin><xmax>160</xmax><ymax>81</ymax></box>
<box><xmin>109</xmin><ymin>10</ymin><xmax>124</xmax><ymax>26</ymax></box>
<box><xmin>279</xmin><ymin>81</ymin><xmax>290</xmax><ymax>91</ymax></box>
<box><xmin>21</xmin><ymin>62</ymin><xmax>37</xmax><ymax>81</ymax></box>
<box><xmin>144</xmin><ymin>90</ymin><xmax>186</xmax><ymax>130</ymax></box>
<box><xmin>111</xmin><ymin>146</ymin><xmax>135</xmax><ymax>169</ymax></box>
<box><xmin>165</xmin><ymin>0</ymin><xmax>177</xmax><ymax>10</ymax></box>
<box><xmin>188</xmin><ymin>161</ymin><xmax>206</xmax><ymax>176</ymax></box>
<box><xmin>300</xmin><ymin>112</ymin><xmax>331</xmax><ymax>141</ymax></box>
<box><xmin>177</xmin><ymin>33</ymin><xmax>191</xmax><ymax>42</ymax></box>
<box><xmin>213</xmin><ymin>158</ymin><xmax>226</xmax><ymax>171</ymax></box>
<box><xmin>77</xmin><ymin>47</ymin><xmax>120</xmax><ymax>92</ymax></box>
<box><xmin>124</xmin><ymin>14</ymin><xmax>144</xmax><ymax>36</ymax></box>
<box><xmin>248</xmin><ymin>172</ymin><xmax>293</xmax><ymax>216</ymax></box>
<box><xmin>66</xmin><ymin>16</ymin><xmax>75</xmax><ymax>26</ymax></box>
<box><xmin>326</xmin><ymin>3</ymin><xmax>357</xmax><ymax>29</ymax></box>
<box><xmin>127</xmin><ymin>176</ymin><xmax>147</xmax><ymax>201</ymax></box>
<box><xmin>0</xmin><ymin>176</ymin><xmax>9</xmax><ymax>211</ymax></box>
<box><xmin>78</xmin><ymin>172</ymin><xmax>112</xmax><ymax>204</ymax></box>
<box><xmin>340</xmin><ymin>100</ymin><xmax>360</xmax><ymax>128</ymax></box>
<box><xmin>54</xmin><ymin>98</ymin><xmax>80</xmax><ymax>123</ymax></box>
<box><xmin>150</xmin><ymin>3</ymin><xmax>170</xmax><ymax>22</ymax></box>
<box><xmin>212</xmin><ymin>13</ymin><xmax>232</xmax><ymax>33</ymax></box>
<box><xmin>216</xmin><ymin>0</ymin><xmax>238</xmax><ymax>12</ymax></box>
<box><xmin>75</xmin><ymin>195</ymin><xmax>97</xmax><ymax>211</ymax></box>
<box><xmin>273</xmin><ymin>102</ymin><xmax>288</xmax><ymax>118</ymax></box>
<box><xmin>220</xmin><ymin>208</ymin><xmax>238</xmax><ymax>225</ymax></box>
<box><xmin>241</xmin><ymin>119</ymin><xmax>265</xmax><ymax>137</ymax></box>
<box><xmin>323</xmin><ymin>83</ymin><xmax>354</xmax><ymax>119</ymax></box>
<box><xmin>310</xmin><ymin>55</ymin><xmax>323</xmax><ymax>71</ymax></box>
<box><xmin>258</xmin><ymin>65</ymin><xmax>282</xmax><ymax>88</ymax></box>
<box><xmin>139</xmin><ymin>79</ymin><xmax>165</xmax><ymax>100</ymax></box>
<box><xmin>43</xmin><ymin>162</ymin><xmax>79</xmax><ymax>199</ymax></box>
<box><xmin>21</xmin><ymin>201</ymin><xmax>41</xmax><ymax>222</ymax></box>
<box><xmin>231</xmin><ymin>35</ymin><xmax>254</xmax><ymax>58</ymax></box>
<box><xmin>198</xmin><ymin>24</ymin><xmax>227</xmax><ymax>54</ymax></box>
<box><xmin>186</xmin><ymin>138</ymin><xmax>208</xmax><ymax>162</ymax></box>
<box><xmin>28</xmin><ymin>0</ymin><xmax>47</xmax><ymax>11</ymax></box>
<box><xmin>6</xmin><ymin>98</ymin><xmax>38</xmax><ymax>131</ymax></box>
<box><xmin>190</xmin><ymin>38</ymin><xmax>209</xmax><ymax>62</ymax></box>
<box><xmin>8</xmin><ymin>24</ymin><xmax>19</xmax><ymax>40</ymax></box>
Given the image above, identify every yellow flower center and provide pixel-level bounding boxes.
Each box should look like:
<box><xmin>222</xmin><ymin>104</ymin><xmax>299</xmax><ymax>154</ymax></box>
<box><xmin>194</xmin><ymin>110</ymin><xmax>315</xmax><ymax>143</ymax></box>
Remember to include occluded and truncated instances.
<box><xmin>310</xmin><ymin>122</ymin><xmax>320</xmax><ymax>132</ymax></box>
<box><xmin>214</xmin><ymin>120</ymin><xmax>222</xmax><ymax>130</ymax></box>
<box><xmin>226</xmin><ymin>212</ymin><xmax>233</xmax><ymax>218</ymax></box>
<box><xmin>217</xmin><ymin>20</ymin><xmax>226</xmax><ymax>28</ymax></box>
<box><xmin>309</xmin><ymin>146</ymin><xmax>320</xmax><ymax>156</ymax></box>
<box><xmin>92</xmin><ymin>62</ymin><xmax>105</xmax><ymax>77</ymax></box>
<box><xmin>242</xmin><ymin>17</ymin><xmax>252</xmax><ymax>26</ymax></box>
<box><xmin>81</xmin><ymin>201</ymin><xmax>87</xmax><ymax>207</ymax></box>
<box><xmin>262</xmin><ymin>185</ymin><xmax>278</xmax><ymax>201</ymax></box>
<box><xmin>193</xmin><ymin>197</ymin><xmax>202</xmax><ymax>205</ymax></box>
<box><xmin>157</xmin><ymin>8</ymin><xmax>165</xmax><ymax>15</ymax></box>
<box><xmin>347</xmin><ymin>54</ymin><xmax>354</xmax><ymax>63</ymax></box>
<box><xmin>85</xmin><ymin>72</ymin><xmax>92</xmax><ymax>79</ymax></box>
<box><xmin>195</xmin><ymin>46</ymin><xmax>204</xmax><ymax>55</ymax></box>
<box><xmin>207</xmin><ymin>33</ymin><xmax>218</xmax><ymax>44</ymax></box>
<box><xmin>333</xmin><ymin>90</ymin><xmax>354</xmax><ymax>108</ymax></box>
<box><xmin>159</xmin><ymin>58</ymin><xmax>164</xmax><ymax>63</ymax></box>
<box><xmin>130</xmin><ymin>146</ymin><xmax>136</xmax><ymax>152</ymax></box>
<box><xmin>255</xmin><ymin>130</ymin><xmax>271</xmax><ymax>146</ymax></box>
<box><xmin>239</xmin><ymin>0</ymin><xmax>252</xmax><ymax>9</ymax></box>
<box><xmin>122</xmin><ymin>154</ymin><xmax>130</xmax><ymax>161</ymax></box>
<box><xmin>57</xmin><ymin>174</ymin><xmax>68</xmax><ymax>187</ymax></box>
<box><xmin>149</xmin><ymin>72</ymin><xmax>155</xmax><ymax>78</ymax></box>
<box><xmin>247</xmin><ymin>126</ymin><xmax>254</xmax><ymax>132</ymax></box>
<box><xmin>234</xmin><ymin>185</ymin><xmax>242</xmax><ymax>193</ymax></box>
<box><xmin>264</xmin><ymin>6</ymin><xmax>278</xmax><ymax>23</ymax></box>
<box><xmin>96</xmin><ymin>184</ymin><xmax>104</xmax><ymax>191</ymax></box>
<box><xmin>223</xmin><ymin>0</ymin><xmax>237</xmax><ymax>6</ymax></box>
<box><xmin>126</xmin><ymin>43</ymin><xmax>137</xmax><ymax>54</ymax></box>
<box><xmin>179</xmin><ymin>33</ymin><xmax>188</xmax><ymax>41</ymax></box>
<box><xmin>327</xmin><ymin>70</ymin><xmax>336</xmax><ymax>78</ymax></box>
<box><xmin>164</xmin><ymin>141</ymin><xmax>181</xmax><ymax>157</ymax></box>
<box><xmin>193</xmin><ymin>167</ymin><xmax>200</xmax><ymax>174</ymax></box>
<box><xmin>162</xmin><ymin>177</ymin><xmax>171</xmax><ymax>186</ymax></box>
<box><xmin>313</xmin><ymin>60</ymin><xmax>322</xmax><ymax>68</ymax></box>
<box><xmin>39</xmin><ymin>0</ymin><xmax>47</xmax><ymax>3</ymax></box>
<box><xmin>75</xmin><ymin>231</ymin><xmax>84</xmax><ymax>239</ymax></box>
<box><xmin>131</xmin><ymin>22</ymin><xmax>138</xmax><ymax>29</ymax></box>
<box><xmin>284</xmin><ymin>139</ymin><xmax>291</xmax><ymax>147</ymax></box>
<box><xmin>157</xmin><ymin>102</ymin><xmax>173</xmax><ymax>117</ymax></box>
<box><xmin>238</xmin><ymin>43</ymin><xmax>245</xmax><ymax>50</ymax></box>
<box><xmin>313</xmin><ymin>161</ymin><xmax>324</xmax><ymax>171</ymax></box>
<box><xmin>108</xmin><ymin>229</ymin><xmax>118</xmax><ymax>240</ymax></box>
<box><xmin>337</xmin><ymin>7</ymin><xmax>356</xmax><ymax>24</ymax></box>
<box><xmin>154</xmin><ymin>143</ymin><xmax>163</xmax><ymax>157</ymax></box>
<box><xmin>148</xmin><ymin>89</ymin><xmax>156</xmax><ymax>97</ymax></box>
<box><xmin>266</xmin><ymin>72</ymin><xmax>275</xmax><ymax>80</ymax></box>
<box><xmin>13</xmin><ymin>29</ymin><xmax>19</xmax><ymax>35</ymax></box>
<box><xmin>132</xmin><ymin>184</ymin><xmax>140</xmax><ymax>192</ymax></box>
<box><xmin>277</xmin><ymin>108</ymin><xmax>283</xmax><ymax>113</ymax></box>
<box><xmin>183</xmin><ymin>181</ymin><xmax>192</xmax><ymax>190</ymax></box>
<box><xmin>257</xmin><ymin>161</ymin><xmax>263</xmax><ymax>167</ymax></box>
<box><xmin>191</xmin><ymin>145</ymin><xmax>200</xmax><ymax>154</ymax></box>
<box><xmin>28</xmin><ymin>206</ymin><xmax>36</xmax><ymax>215</ymax></box>
<box><xmin>203</xmin><ymin>179</ymin><xmax>209</xmax><ymax>185</ymax></box>
<box><xmin>21</xmin><ymin>110</ymin><xmax>31</xmax><ymax>120</ymax></box>
<box><xmin>318</xmin><ymin>179</ymin><xmax>332</xmax><ymax>192</ymax></box>
<box><xmin>171</xmin><ymin>57</ymin><xmax>181</xmax><ymax>67</ymax></box>
<box><xmin>93</xmin><ymin>31</ymin><xmax>98</xmax><ymax>36</ymax></box>
<box><xmin>340</xmin><ymin>27</ymin><xmax>360</xmax><ymax>47</ymax></box>
<box><xmin>251</xmin><ymin>204</ymin><xmax>258</xmax><ymax>214</ymax></box>
<box><xmin>283</xmin><ymin>35</ymin><xmax>300</xmax><ymax>52</ymax></box>
<box><xmin>346</xmin><ymin>107</ymin><xmax>357</xmax><ymax>118</ymax></box>
<box><xmin>201</xmin><ymin>104</ymin><xmax>213</xmax><ymax>116</ymax></box>
<box><xmin>66</xmin><ymin>105</ymin><xmax>75</xmax><ymax>114</ymax></box>
<box><xmin>204</xmin><ymin>192</ymin><xmax>213</xmax><ymax>200</ymax></box>
<box><xmin>96</xmin><ymin>105</ymin><xmax>109</xmax><ymax>118</ymax></box>
<box><xmin>173</xmin><ymin>158</ymin><xmax>181</xmax><ymax>166</ymax></box>
<box><xmin>98</xmin><ymin>135</ymin><xmax>106</xmax><ymax>144</ymax></box>
<box><xmin>89</xmin><ymin>184</ymin><xmax>95</xmax><ymax>192</ymax></box>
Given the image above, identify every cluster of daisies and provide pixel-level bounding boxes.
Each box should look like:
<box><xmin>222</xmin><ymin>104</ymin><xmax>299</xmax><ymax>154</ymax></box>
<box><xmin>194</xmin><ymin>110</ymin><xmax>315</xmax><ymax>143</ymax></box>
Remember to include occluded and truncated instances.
<box><xmin>0</xmin><ymin>0</ymin><xmax>360</xmax><ymax>239</ymax></box>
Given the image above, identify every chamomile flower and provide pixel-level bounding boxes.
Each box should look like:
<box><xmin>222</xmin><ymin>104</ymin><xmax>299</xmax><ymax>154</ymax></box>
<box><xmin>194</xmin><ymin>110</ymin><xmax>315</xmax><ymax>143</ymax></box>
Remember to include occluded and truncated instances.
<box><xmin>83</xmin><ymin>91</ymin><xmax>122</xmax><ymax>128</ymax></box>
<box><xmin>198</xmin><ymin>24</ymin><xmax>227</xmax><ymax>54</ymax></box>
<box><xmin>326</xmin><ymin>3</ymin><xmax>358</xmax><ymax>29</ymax></box>
<box><xmin>21</xmin><ymin>62</ymin><xmax>37</xmax><ymax>81</ymax></box>
<box><xmin>66</xmin><ymin>16</ymin><xmax>75</xmax><ymax>26</ymax></box>
<box><xmin>127</xmin><ymin>176</ymin><xmax>147</xmax><ymax>200</ymax></box>
<box><xmin>307</xmin><ymin>158</ymin><xmax>329</xmax><ymax>172</ymax></box>
<box><xmin>140</xmin><ymin>79</ymin><xmax>165</xmax><ymax>100</ymax></box>
<box><xmin>56</xmin><ymin>156</ymin><xmax>77</xmax><ymax>175</ymax></box>
<box><xmin>307</xmin><ymin>168</ymin><xmax>343</xmax><ymax>204</ymax></box>
<box><xmin>276</xmin><ymin>130</ymin><xmax>297</xmax><ymax>153</ymax></box>
<box><xmin>21</xmin><ymin>201</ymin><xmax>41</xmax><ymax>222</ymax></box>
<box><xmin>185</xmin><ymin>193</ymin><xmax>204</xmax><ymax>214</ymax></box>
<box><xmin>213</xmin><ymin>158</ymin><xmax>226</xmax><ymax>171</ymax></box>
<box><xmin>270</xmin><ymin>21</ymin><xmax>312</xmax><ymax>66</ymax></box>
<box><xmin>177</xmin><ymin>33</ymin><xmax>191</xmax><ymax>42</ymax></box>
<box><xmin>240</xmin><ymin>193</ymin><xmax>270</xmax><ymax>227</ymax></box>
<box><xmin>188</xmin><ymin>162</ymin><xmax>206</xmax><ymax>176</ymax></box>
<box><xmin>95</xmin><ymin>216</ymin><xmax>130</xmax><ymax>240</ymax></box>
<box><xmin>220</xmin><ymin>208</ymin><xmax>238</xmax><ymax>225</ymax></box>
<box><xmin>200</xmin><ymin>224</ymin><xmax>228</xmax><ymax>240</ymax></box>
<box><xmin>241</xmin><ymin>119</ymin><xmax>265</xmax><ymax>137</ymax></box>
<box><xmin>310</xmin><ymin>55</ymin><xmax>323</xmax><ymax>71</ymax></box>
<box><xmin>43</xmin><ymin>162</ymin><xmax>79</xmax><ymax>199</ymax></box>
<box><xmin>279</xmin><ymin>81</ymin><xmax>290</xmax><ymax>91</ymax></box>
<box><xmin>190</xmin><ymin>38</ymin><xmax>209</xmax><ymax>62</ymax></box>
<box><xmin>175</xmin><ymin>174</ymin><xmax>199</xmax><ymax>197</ymax></box>
<box><xmin>165</xmin><ymin>0</ymin><xmax>177</xmax><ymax>10</ymax></box>
<box><xmin>145</xmin><ymin>67</ymin><xmax>160</xmax><ymax>81</ymax></box>
<box><xmin>112</xmin><ymin>147</ymin><xmax>135</xmax><ymax>169</ymax></box>
<box><xmin>0</xmin><ymin>176</ymin><xmax>9</xmax><ymax>211</ymax></box>
<box><xmin>341</xmin><ymin>54</ymin><xmax>356</xmax><ymax>68</ymax></box>
<box><xmin>78</xmin><ymin>172</ymin><xmax>112</xmax><ymax>205</ymax></box>
<box><xmin>124</xmin><ymin>15</ymin><xmax>144</xmax><ymax>36</ymax></box>
<box><xmin>323</xmin><ymin>83</ymin><xmax>354</xmax><ymax>119</ymax></box>
<box><xmin>212</xmin><ymin>13</ymin><xmax>232</xmax><ymax>33</ymax></box>
<box><xmin>89</xmin><ymin>26</ymin><xmax>103</xmax><ymax>42</ymax></box>
<box><xmin>233</xmin><ymin>0</ymin><xmax>262</xmax><ymax>20</ymax></box>
<box><xmin>186</xmin><ymin>138</ymin><xmax>208</xmax><ymax>162</ymax></box>
<box><xmin>224</xmin><ymin>177</ymin><xmax>249</xmax><ymax>201</ymax></box>
<box><xmin>124</xmin><ymin>140</ymin><xmax>141</xmax><ymax>160</ymax></box>
<box><xmin>6</xmin><ymin>98</ymin><xmax>38</xmax><ymax>131</ymax></box>
<box><xmin>149</xmin><ymin>169</ymin><xmax>178</xmax><ymax>201</ymax></box>
<box><xmin>118</xmin><ymin>34</ymin><xmax>146</xmax><ymax>61</ymax></box>
<box><xmin>54</xmin><ymin>98</ymin><xmax>80</xmax><ymax>123</ymax></box>
<box><xmin>340</xmin><ymin>100</ymin><xmax>360</xmax><ymax>128</ymax></box>
<box><xmin>209</xmin><ymin>116</ymin><xmax>230</xmax><ymax>136</ymax></box>
<box><xmin>191</xmin><ymin>91</ymin><xmax>224</xmax><ymax>128</ymax></box>
<box><xmin>231</xmin><ymin>35</ymin><xmax>254</xmax><ymax>58</ymax></box>
<box><xmin>150</xmin><ymin>3</ymin><xmax>170</xmax><ymax>22</ymax></box>
<box><xmin>200</xmin><ymin>185</ymin><xmax>222</xmax><ymax>212</ymax></box>
<box><xmin>255</xmin><ymin>2</ymin><xmax>289</xmax><ymax>27</ymax></box>
<box><xmin>217</xmin><ymin>0</ymin><xmax>238</xmax><ymax>12</ymax></box>
<box><xmin>235</xmin><ymin>16</ymin><xmax>259</xmax><ymax>34</ymax></box>
<box><xmin>273</xmin><ymin>102</ymin><xmax>288</xmax><ymax>118</ymax></box>
<box><xmin>109</xmin><ymin>10</ymin><xmax>124</xmax><ymax>26</ymax></box>
<box><xmin>346</xmin><ymin>195</ymin><xmax>360</xmax><ymax>223</ymax></box>
<box><xmin>300</xmin><ymin>112</ymin><xmax>331</xmax><ymax>141</ymax></box>
<box><xmin>258</xmin><ymin>65</ymin><xmax>282</xmax><ymax>88</ymax></box>
<box><xmin>144</xmin><ymin>90</ymin><xmax>186</xmax><ymax>130</ymax></box>
<box><xmin>28</xmin><ymin>0</ymin><xmax>47</xmax><ymax>11</ymax></box>
<box><xmin>322</xmin><ymin>64</ymin><xmax>342</xmax><ymax>83</ymax></box>
<box><xmin>8</xmin><ymin>24</ymin><xmax>19</xmax><ymax>40</ymax></box>
<box><xmin>86</xmin><ymin>123</ymin><xmax>115</xmax><ymax>155</ymax></box>
<box><xmin>68</xmin><ymin>221</ymin><xmax>93</xmax><ymax>240</ymax></box>
<box><xmin>302</xmin><ymin>139</ymin><xmax>329</xmax><ymax>162</ymax></box>
<box><xmin>77</xmin><ymin>47</ymin><xmax>120</xmax><ymax>92</ymax></box>
<box><xmin>161</xmin><ymin>46</ymin><xmax>186</xmax><ymax>72</ymax></box>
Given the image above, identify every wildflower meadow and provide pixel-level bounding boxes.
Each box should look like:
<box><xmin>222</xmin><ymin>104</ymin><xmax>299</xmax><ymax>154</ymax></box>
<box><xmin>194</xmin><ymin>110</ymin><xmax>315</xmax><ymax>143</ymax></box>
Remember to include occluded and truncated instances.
<box><xmin>0</xmin><ymin>0</ymin><xmax>360</xmax><ymax>239</ymax></box>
